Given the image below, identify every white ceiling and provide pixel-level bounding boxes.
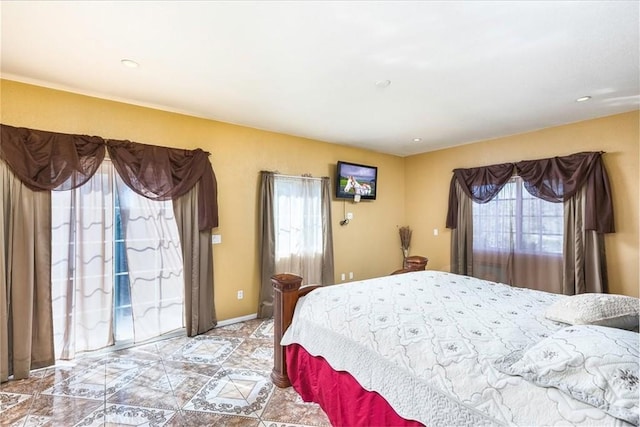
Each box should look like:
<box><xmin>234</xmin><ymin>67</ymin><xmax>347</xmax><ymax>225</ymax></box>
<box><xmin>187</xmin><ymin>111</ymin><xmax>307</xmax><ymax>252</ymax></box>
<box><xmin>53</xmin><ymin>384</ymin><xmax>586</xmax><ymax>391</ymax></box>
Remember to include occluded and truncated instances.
<box><xmin>1</xmin><ymin>1</ymin><xmax>638</xmax><ymax>157</ymax></box>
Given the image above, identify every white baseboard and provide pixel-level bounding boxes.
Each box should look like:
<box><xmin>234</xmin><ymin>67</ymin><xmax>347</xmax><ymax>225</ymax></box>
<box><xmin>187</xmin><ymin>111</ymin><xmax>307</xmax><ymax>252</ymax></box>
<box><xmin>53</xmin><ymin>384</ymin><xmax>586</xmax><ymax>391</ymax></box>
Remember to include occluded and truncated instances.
<box><xmin>216</xmin><ymin>313</ymin><xmax>258</xmax><ymax>327</ymax></box>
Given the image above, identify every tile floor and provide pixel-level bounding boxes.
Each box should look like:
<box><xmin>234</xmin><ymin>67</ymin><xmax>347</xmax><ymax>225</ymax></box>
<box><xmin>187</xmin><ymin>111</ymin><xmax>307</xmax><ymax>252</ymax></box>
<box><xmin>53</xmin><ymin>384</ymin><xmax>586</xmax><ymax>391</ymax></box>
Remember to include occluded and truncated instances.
<box><xmin>0</xmin><ymin>319</ymin><xmax>331</xmax><ymax>426</ymax></box>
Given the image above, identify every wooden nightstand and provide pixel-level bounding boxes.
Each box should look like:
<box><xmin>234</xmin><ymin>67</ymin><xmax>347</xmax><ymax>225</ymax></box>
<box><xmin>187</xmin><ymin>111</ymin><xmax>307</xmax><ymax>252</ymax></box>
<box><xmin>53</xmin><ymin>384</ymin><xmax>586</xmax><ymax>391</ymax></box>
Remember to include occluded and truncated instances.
<box><xmin>404</xmin><ymin>255</ymin><xmax>428</xmax><ymax>271</ymax></box>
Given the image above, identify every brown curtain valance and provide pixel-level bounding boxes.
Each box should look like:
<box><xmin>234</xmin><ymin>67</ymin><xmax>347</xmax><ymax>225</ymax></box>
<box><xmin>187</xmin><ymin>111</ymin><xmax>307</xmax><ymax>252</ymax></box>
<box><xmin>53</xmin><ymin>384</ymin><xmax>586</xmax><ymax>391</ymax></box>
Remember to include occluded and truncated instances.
<box><xmin>446</xmin><ymin>151</ymin><xmax>614</xmax><ymax>234</ymax></box>
<box><xmin>0</xmin><ymin>124</ymin><xmax>218</xmax><ymax>230</ymax></box>
<box><xmin>515</xmin><ymin>152</ymin><xmax>613</xmax><ymax>233</ymax></box>
<box><xmin>0</xmin><ymin>124</ymin><xmax>105</xmax><ymax>191</ymax></box>
<box><xmin>445</xmin><ymin>162</ymin><xmax>514</xmax><ymax>229</ymax></box>
<box><xmin>107</xmin><ymin>141</ymin><xmax>218</xmax><ymax>229</ymax></box>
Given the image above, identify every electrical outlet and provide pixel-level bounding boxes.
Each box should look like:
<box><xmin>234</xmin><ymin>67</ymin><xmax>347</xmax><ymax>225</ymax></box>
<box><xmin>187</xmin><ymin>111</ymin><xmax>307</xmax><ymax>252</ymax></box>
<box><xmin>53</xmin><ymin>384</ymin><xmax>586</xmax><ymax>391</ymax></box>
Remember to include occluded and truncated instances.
<box><xmin>237</xmin><ymin>290</ymin><xmax>244</xmax><ymax>300</ymax></box>
<box><xmin>346</xmin><ymin>212</ymin><xmax>354</xmax><ymax>220</ymax></box>
<box><xmin>341</xmin><ymin>273</ymin><xmax>346</xmax><ymax>281</ymax></box>
<box><xmin>349</xmin><ymin>272</ymin><xmax>354</xmax><ymax>279</ymax></box>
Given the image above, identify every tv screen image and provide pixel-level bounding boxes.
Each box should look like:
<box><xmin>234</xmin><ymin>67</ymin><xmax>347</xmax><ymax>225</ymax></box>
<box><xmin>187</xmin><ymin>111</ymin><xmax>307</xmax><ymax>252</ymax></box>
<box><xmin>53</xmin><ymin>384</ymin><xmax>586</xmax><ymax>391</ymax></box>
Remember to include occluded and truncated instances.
<box><xmin>336</xmin><ymin>161</ymin><xmax>377</xmax><ymax>200</ymax></box>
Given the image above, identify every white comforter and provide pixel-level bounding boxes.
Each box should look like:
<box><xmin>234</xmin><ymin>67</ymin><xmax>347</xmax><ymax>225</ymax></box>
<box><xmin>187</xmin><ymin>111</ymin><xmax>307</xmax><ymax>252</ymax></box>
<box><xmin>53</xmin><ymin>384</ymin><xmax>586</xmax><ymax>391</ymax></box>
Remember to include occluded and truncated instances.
<box><xmin>281</xmin><ymin>271</ymin><xmax>633</xmax><ymax>426</ymax></box>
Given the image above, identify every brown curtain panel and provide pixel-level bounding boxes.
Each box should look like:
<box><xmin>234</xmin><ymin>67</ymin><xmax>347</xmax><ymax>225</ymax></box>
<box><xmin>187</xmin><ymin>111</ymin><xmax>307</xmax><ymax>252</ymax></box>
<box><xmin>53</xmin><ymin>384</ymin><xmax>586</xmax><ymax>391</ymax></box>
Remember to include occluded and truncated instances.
<box><xmin>450</xmin><ymin>181</ymin><xmax>474</xmax><ymax>276</ymax></box>
<box><xmin>258</xmin><ymin>171</ymin><xmax>276</xmax><ymax>319</ymax></box>
<box><xmin>320</xmin><ymin>177</ymin><xmax>335</xmax><ymax>286</ymax></box>
<box><xmin>563</xmin><ymin>187</ymin><xmax>609</xmax><ymax>294</ymax></box>
<box><xmin>1</xmin><ymin>161</ymin><xmax>55</xmax><ymax>381</ymax></box>
<box><xmin>173</xmin><ymin>185</ymin><xmax>217</xmax><ymax>336</ymax></box>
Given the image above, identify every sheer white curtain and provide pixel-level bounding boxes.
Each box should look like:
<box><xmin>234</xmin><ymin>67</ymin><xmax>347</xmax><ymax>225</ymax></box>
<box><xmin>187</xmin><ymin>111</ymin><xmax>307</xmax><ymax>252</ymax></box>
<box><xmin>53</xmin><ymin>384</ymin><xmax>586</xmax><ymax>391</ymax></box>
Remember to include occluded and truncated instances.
<box><xmin>52</xmin><ymin>160</ymin><xmax>185</xmax><ymax>359</ymax></box>
<box><xmin>472</xmin><ymin>176</ymin><xmax>564</xmax><ymax>292</ymax></box>
<box><xmin>51</xmin><ymin>162</ymin><xmax>115</xmax><ymax>360</ymax></box>
<box><xmin>115</xmin><ymin>175</ymin><xmax>185</xmax><ymax>342</ymax></box>
<box><xmin>274</xmin><ymin>176</ymin><xmax>323</xmax><ymax>286</ymax></box>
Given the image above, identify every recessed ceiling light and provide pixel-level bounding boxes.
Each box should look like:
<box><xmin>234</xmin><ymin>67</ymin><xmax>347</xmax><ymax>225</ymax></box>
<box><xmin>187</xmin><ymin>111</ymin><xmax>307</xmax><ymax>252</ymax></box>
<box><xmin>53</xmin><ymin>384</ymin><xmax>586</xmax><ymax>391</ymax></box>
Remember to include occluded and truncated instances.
<box><xmin>375</xmin><ymin>79</ymin><xmax>391</xmax><ymax>88</ymax></box>
<box><xmin>575</xmin><ymin>96</ymin><xmax>591</xmax><ymax>102</ymax></box>
<box><xmin>413</xmin><ymin>138</ymin><xmax>422</xmax><ymax>143</ymax></box>
<box><xmin>120</xmin><ymin>59</ymin><xmax>139</xmax><ymax>68</ymax></box>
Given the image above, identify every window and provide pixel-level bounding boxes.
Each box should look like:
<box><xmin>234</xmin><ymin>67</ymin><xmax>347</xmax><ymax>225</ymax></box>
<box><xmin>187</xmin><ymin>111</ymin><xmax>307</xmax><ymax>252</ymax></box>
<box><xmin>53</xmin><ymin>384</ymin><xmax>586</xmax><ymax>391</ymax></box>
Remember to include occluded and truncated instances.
<box><xmin>258</xmin><ymin>171</ymin><xmax>334</xmax><ymax>319</ymax></box>
<box><xmin>473</xmin><ymin>176</ymin><xmax>564</xmax><ymax>255</ymax></box>
<box><xmin>471</xmin><ymin>176</ymin><xmax>564</xmax><ymax>289</ymax></box>
<box><xmin>273</xmin><ymin>176</ymin><xmax>323</xmax><ymax>285</ymax></box>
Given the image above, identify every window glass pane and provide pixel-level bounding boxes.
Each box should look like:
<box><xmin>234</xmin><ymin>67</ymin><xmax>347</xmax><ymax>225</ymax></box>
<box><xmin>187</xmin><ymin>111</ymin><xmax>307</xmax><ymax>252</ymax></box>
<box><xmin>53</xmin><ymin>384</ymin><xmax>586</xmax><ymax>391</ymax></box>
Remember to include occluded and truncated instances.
<box><xmin>273</xmin><ymin>176</ymin><xmax>323</xmax><ymax>284</ymax></box>
<box><xmin>114</xmin><ymin>190</ymin><xmax>133</xmax><ymax>342</ymax></box>
<box><xmin>473</xmin><ymin>176</ymin><xmax>563</xmax><ymax>255</ymax></box>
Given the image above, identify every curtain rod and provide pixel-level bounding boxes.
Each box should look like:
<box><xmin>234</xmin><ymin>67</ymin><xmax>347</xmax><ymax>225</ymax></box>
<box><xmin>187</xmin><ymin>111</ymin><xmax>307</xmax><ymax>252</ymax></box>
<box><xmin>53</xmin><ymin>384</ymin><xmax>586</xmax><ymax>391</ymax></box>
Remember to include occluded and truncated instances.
<box><xmin>451</xmin><ymin>151</ymin><xmax>606</xmax><ymax>172</ymax></box>
<box><xmin>273</xmin><ymin>173</ymin><xmax>325</xmax><ymax>181</ymax></box>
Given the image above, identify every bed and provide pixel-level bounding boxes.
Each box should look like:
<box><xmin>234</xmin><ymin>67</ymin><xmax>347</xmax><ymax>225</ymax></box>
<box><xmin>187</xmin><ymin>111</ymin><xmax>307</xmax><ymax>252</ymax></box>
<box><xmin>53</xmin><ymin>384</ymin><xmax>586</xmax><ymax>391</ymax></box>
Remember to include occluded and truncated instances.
<box><xmin>270</xmin><ymin>270</ymin><xmax>639</xmax><ymax>426</ymax></box>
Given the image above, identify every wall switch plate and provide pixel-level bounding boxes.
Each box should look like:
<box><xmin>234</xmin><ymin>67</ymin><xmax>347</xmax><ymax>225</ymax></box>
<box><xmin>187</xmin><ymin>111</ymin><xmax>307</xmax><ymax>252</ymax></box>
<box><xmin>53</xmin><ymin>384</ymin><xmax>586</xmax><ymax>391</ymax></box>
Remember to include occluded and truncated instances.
<box><xmin>212</xmin><ymin>234</ymin><xmax>222</xmax><ymax>244</ymax></box>
<box><xmin>346</xmin><ymin>212</ymin><xmax>354</xmax><ymax>220</ymax></box>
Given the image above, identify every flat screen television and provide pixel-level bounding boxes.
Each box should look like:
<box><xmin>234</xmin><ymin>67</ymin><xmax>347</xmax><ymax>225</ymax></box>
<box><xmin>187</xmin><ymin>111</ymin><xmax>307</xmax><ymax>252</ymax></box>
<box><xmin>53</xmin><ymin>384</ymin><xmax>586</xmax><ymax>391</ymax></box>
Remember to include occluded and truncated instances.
<box><xmin>336</xmin><ymin>161</ymin><xmax>378</xmax><ymax>200</ymax></box>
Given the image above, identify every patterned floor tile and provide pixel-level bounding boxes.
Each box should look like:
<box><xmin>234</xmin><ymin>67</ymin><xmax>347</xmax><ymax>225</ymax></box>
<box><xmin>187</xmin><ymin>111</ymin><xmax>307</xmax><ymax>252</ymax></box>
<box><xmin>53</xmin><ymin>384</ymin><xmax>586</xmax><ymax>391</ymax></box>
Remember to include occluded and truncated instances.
<box><xmin>161</xmin><ymin>359</ymin><xmax>223</xmax><ymax>378</ymax></box>
<box><xmin>223</xmin><ymin>339</ymin><xmax>274</xmax><ymax>371</ymax></box>
<box><xmin>261</xmin><ymin>387</ymin><xmax>330</xmax><ymax>427</ymax></box>
<box><xmin>106</xmin><ymin>362</ymin><xmax>184</xmax><ymax>410</ymax></box>
<box><xmin>1</xmin><ymin>319</ymin><xmax>330</xmax><ymax>427</ymax></box>
<box><xmin>183</xmin><ymin>367</ymin><xmax>273</xmax><ymax>418</ymax></box>
<box><xmin>14</xmin><ymin>394</ymin><xmax>103</xmax><ymax>426</ymax></box>
<box><xmin>75</xmin><ymin>403</ymin><xmax>175</xmax><ymax>426</ymax></box>
<box><xmin>0</xmin><ymin>373</ymin><xmax>46</xmax><ymax>396</ymax></box>
<box><xmin>155</xmin><ymin>363</ymin><xmax>218</xmax><ymax>408</ymax></box>
<box><xmin>250</xmin><ymin>319</ymin><xmax>274</xmax><ymax>340</ymax></box>
<box><xmin>150</xmin><ymin>335</ymin><xmax>193</xmax><ymax>357</ymax></box>
<box><xmin>0</xmin><ymin>392</ymin><xmax>32</xmax><ymax>412</ymax></box>
<box><xmin>168</xmin><ymin>335</ymin><xmax>244</xmax><ymax>365</ymax></box>
<box><xmin>166</xmin><ymin>409</ymin><xmax>263</xmax><ymax>426</ymax></box>
<box><xmin>5</xmin><ymin>414</ymin><xmax>51</xmax><ymax>427</ymax></box>
<box><xmin>42</xmin><ymin>357</ymin><xmax>155</xmax><ymax>400</ymax></box>
<box><xmin>209</xmin><ymin>319</ymin><xmax>268</xmax><ymax>339</ymax></box>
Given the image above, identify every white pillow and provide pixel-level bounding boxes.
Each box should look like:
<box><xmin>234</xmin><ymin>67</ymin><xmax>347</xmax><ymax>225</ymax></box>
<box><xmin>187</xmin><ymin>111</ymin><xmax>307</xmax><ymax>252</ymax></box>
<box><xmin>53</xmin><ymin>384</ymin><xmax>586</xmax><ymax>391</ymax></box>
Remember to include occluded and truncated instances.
<box><xmin>495</xmin><ymin>325</ymin><xmax>639</xmax><ymax>425</ymax></box>
<box><xmin>545</xmin><ymin>293</ymin><xmax>639</xmax><ymax>331</ymax></box>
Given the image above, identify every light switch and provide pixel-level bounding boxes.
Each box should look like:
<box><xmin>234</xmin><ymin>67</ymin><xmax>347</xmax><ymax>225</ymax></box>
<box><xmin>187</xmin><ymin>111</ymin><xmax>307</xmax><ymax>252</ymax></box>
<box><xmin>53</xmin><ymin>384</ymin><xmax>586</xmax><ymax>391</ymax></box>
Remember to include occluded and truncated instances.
<box><xmin>211</xmin><ymin>234</ymin><xmax>222</xmax><ymax>244</ymax></box>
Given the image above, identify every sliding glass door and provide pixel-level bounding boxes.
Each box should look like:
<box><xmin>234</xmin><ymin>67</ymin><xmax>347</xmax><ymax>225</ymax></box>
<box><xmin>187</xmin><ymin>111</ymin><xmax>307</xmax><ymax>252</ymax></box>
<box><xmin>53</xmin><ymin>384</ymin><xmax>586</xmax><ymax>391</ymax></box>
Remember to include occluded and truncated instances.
<box><xmin>51</xmin><ymin>159</ymin><xmax>185</xmax><ymax>360</ymax></box>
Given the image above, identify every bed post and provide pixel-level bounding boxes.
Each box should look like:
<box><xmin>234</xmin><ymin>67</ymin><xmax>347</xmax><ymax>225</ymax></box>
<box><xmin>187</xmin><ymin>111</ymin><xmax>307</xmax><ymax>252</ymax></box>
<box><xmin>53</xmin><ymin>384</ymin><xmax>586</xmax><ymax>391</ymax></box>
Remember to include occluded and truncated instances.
<box><xmin>270</xmin><ymin>273</ymin><xmax>303</xmax><ymax>388</ymax></box>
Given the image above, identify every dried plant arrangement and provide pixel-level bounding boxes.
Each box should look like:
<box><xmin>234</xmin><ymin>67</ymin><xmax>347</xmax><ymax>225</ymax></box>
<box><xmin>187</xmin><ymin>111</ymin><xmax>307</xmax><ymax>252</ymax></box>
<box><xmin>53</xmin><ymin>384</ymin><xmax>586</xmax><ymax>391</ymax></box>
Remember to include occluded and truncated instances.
<box><xmin>399</xmin><ymin>226</ymin><xmax>412</xmax><ymax>267</ymax></box>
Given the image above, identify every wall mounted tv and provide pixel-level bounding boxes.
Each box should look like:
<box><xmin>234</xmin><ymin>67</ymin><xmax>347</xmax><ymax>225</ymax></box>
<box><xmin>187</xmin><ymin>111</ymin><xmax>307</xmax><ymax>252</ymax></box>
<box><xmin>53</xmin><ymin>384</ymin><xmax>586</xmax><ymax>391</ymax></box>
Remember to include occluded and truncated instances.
<box><xmin>336</xmin><ymin>161</ymin><xmax>378</xmax><ymax>200</ymax></box>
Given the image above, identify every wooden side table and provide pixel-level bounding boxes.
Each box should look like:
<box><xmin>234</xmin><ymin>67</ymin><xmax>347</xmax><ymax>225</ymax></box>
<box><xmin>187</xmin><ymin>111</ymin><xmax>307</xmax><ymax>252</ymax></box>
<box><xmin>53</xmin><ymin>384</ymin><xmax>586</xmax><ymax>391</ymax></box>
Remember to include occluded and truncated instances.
<box><xmin>404</xmin><ymin>255</ymin><xmax>428</xmax><ymax>271</ymax></box>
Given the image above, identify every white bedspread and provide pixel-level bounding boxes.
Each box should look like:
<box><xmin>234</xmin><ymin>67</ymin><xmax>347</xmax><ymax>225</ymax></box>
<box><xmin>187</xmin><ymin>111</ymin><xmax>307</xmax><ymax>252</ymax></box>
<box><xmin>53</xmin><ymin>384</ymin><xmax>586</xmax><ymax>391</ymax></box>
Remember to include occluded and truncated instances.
<box><xmin>281</xmin><ymin>271</ymin><xmax>634</xmax><ymax>426</ymax></box>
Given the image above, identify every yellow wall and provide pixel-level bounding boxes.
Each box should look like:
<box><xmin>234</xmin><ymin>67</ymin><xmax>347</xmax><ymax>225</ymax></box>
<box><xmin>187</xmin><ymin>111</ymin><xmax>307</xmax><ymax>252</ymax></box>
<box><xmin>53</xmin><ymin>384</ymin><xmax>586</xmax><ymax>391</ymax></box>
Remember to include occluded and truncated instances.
<box><xmin>0</xmin><ymin>79</ymin><xmax>406</xmax><ymax>320</ymax></box>
<box><xmin>405</xmin><ymin>111</ymin><xmax>640</xmax><ymax>297</ymax></box>
<box><xmin>2</xmin><ymin>80</ymin><xmax>638</xmax><ymax>320</ymax></box>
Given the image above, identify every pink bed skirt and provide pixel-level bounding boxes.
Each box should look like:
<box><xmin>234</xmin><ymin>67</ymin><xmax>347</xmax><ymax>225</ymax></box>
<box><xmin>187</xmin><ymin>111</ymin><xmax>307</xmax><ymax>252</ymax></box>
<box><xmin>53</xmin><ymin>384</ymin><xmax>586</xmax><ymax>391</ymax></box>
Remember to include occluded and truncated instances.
<box><xmin>285</xmin><ymin>343</ymin><xmax>424</xmax><ymax>427</ymax></box>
